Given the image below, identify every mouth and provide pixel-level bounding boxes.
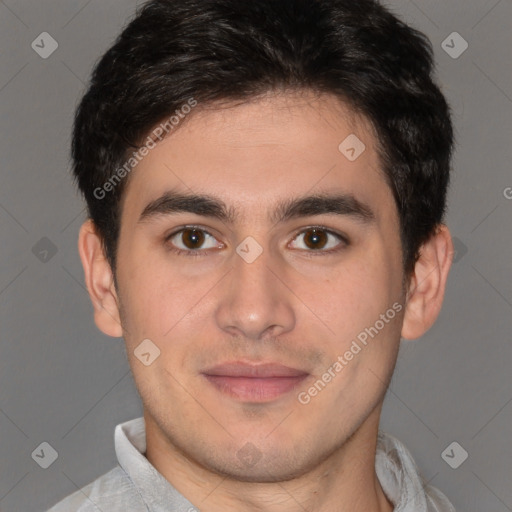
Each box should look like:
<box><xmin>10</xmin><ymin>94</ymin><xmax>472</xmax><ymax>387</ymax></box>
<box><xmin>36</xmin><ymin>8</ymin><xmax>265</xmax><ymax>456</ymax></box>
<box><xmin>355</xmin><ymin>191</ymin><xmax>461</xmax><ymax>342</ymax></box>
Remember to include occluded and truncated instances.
<box><xmin>201</xmin><ymin>361</ymin><xmax>309</xmax><ymax>402</ymax></box>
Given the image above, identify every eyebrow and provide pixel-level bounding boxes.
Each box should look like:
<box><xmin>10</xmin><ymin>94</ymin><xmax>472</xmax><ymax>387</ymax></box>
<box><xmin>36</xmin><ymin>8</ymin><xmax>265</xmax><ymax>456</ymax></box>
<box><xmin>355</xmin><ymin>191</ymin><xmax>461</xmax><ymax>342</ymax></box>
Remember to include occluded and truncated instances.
<box><xmin>138</xmin><ymin>190</ymin><xmax>375</xmax><ymax>226</ymax></box>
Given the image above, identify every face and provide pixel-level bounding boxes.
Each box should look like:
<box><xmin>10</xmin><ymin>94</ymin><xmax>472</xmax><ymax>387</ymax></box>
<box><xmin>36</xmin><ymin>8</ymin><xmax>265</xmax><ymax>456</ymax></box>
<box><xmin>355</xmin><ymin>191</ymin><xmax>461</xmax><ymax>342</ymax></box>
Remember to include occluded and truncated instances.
<box><xmin>113</xmin><ymin>91</ymin><xmax>406</xmax><ymax>481</ymax></box>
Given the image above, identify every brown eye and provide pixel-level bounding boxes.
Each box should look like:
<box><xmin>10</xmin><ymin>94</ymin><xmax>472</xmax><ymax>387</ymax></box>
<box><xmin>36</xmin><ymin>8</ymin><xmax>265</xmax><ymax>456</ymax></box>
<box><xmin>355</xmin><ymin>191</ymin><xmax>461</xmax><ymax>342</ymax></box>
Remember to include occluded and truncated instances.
<box><xmin>166</xmin><ymin>227</ymin><xmax>219</xmax><ymax>254</ymax></box>
<box><xmin>289</xmin><ymin>227</ymin><xmax>347</xmax><ymax>253</ymax></box>
<box><xmin>303</xmin><ymin>228</ymin><xmax>328</xmax><ymax>249</ymax></box>
<box><xmin>181</xmin><ymin>228</ymin><xmax>205</xmax><ymax>249</ymax></box>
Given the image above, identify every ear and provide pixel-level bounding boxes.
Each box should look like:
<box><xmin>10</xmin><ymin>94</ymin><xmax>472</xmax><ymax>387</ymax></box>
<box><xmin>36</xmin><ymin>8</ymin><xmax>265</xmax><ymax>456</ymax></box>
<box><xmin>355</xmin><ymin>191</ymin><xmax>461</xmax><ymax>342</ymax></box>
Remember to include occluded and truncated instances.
<box><xmin>78</xmin><ymin>219</ymin><xmax>123</xmax><ymax>338</ymax></box>
<box><xmin>401</xmin><ymin>224</ymin><xmax>453</xmax><ymax>340</ymax></box>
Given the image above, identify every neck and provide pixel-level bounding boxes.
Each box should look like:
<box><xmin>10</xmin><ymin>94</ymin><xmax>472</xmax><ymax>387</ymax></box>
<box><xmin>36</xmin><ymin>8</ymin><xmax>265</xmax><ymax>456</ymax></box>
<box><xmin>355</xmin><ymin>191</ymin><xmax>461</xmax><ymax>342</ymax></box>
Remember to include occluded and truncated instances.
<box><xmin>144</xmin><ymin>407</ymin><xmax>394</xmax><ymax>512</ymax></box>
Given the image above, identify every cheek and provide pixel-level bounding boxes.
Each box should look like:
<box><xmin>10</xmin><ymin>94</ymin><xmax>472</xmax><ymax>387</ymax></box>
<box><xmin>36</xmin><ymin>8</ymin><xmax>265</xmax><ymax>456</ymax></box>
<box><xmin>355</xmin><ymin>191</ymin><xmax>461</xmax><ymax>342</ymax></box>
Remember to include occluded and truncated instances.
<box><xmin>302</xmin><ymin>250</ymin><xmax>400</xmax><ymax>339</ymax></box>
<box><xmin>116</xmin><ymin>251</ymin><xmax>173</xmax><ymax>341</ymax></box>
<box><xmin>118</xmin><ymin>252</ymin><xmax>215</xmax><ymax>351</ymax></box>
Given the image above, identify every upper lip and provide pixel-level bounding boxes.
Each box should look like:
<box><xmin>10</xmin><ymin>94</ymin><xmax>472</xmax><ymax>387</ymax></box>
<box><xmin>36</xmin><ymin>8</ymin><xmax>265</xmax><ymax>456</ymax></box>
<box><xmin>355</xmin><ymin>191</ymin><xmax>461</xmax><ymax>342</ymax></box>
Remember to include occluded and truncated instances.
<box><xmin>202</xmin><ymin>361</ymin><xmax>309</xmax><ymax>378</ymax></box>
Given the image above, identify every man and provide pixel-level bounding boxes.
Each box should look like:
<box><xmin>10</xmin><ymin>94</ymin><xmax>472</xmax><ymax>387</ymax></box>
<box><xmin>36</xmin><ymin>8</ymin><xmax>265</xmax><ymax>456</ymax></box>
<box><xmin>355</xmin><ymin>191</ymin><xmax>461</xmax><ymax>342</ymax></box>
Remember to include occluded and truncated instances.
<box><xmin>49</xmin><ymin>0</ymin><xmax>456</xmax><ymax>510</ymax></box>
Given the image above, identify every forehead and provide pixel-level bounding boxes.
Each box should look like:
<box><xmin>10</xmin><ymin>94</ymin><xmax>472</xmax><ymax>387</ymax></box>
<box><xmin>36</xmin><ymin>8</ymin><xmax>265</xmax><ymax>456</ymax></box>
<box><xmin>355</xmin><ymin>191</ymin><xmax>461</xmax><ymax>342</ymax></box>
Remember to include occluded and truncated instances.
<box><xmin>120</xmin><ymin>90</ymin><xmax>394</xmax><ymax>224</ymax></box>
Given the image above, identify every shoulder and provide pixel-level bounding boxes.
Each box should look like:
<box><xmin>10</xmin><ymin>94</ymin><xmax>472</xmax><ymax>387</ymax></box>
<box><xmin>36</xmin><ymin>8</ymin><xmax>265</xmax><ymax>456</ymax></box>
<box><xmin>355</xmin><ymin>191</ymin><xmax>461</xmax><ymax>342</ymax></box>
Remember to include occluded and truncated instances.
<box><xmin>46</xmin><ymin>465</ymin><xmax>147</xmax><ymax>511</ymax></box>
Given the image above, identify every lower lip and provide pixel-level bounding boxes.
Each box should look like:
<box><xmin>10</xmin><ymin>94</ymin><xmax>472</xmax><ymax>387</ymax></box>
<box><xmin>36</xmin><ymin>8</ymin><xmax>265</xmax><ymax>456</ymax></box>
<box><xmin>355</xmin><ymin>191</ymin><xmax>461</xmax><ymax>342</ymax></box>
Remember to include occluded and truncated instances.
<box><xmin>203</xmin><ymin>375</ymin><xmax>308</xmax><ymax>402</ymax></box>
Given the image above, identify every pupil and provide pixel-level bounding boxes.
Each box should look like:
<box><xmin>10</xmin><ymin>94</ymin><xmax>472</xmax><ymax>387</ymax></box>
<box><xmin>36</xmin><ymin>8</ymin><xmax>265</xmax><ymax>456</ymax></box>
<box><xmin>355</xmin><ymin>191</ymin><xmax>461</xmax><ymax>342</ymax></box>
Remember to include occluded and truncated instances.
<box><xmin>184</xmin><ymin>229</ymin><xmax>204</xmax><ymax>249</ymax></box>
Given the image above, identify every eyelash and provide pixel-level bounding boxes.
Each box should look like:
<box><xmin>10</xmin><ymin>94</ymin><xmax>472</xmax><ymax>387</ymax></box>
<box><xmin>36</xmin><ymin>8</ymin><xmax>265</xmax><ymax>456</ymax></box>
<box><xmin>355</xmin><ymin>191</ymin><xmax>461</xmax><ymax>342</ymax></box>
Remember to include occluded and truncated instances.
<box><xmin>164</xmin><ymin>225</ymin><xmax>349</xmax><ymax>257</ymax></box>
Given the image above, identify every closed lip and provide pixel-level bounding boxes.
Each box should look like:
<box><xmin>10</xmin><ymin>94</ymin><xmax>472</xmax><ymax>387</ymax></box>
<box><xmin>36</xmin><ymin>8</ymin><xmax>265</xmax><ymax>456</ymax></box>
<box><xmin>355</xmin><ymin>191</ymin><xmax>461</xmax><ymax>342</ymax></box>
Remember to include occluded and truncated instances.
<box><xmin>201</xmin><ymin>361</ymin><xmax>309</xmax><ymax>378</ymax></box>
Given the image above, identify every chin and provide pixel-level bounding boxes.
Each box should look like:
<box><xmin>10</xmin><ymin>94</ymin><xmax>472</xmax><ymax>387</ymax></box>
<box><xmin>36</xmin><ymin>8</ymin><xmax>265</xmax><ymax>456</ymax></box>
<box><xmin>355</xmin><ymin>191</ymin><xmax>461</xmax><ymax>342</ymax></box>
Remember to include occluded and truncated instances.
<box><xmin>211</xmin><ymin>460</ymin><xmax>310</xmax><ymax>484</ymax></box>
<box><xmin>195</xmin><ymin>441</ymin><xmax>323</xmax><ymax>484</ymax></box>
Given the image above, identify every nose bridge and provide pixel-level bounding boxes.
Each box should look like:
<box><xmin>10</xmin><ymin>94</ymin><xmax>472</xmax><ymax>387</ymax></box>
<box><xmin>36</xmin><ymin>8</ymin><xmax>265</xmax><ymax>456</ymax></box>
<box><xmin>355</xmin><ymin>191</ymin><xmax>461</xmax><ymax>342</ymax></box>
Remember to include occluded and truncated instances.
<box><xmin>214</xmin><ymin>241</ymin><xmax>295</xmax><ymax>340</ymax></box>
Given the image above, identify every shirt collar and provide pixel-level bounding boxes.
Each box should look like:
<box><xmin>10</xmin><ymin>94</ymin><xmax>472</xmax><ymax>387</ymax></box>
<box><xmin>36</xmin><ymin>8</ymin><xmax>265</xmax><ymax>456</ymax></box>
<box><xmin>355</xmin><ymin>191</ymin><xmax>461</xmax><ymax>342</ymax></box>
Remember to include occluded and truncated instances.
<box><xmin>375</xmin><ymin>431</ymin><xmax>450</xmax><ymax>511</ymax></box>
<box><xmin>115</xmin><ymin>417</ymin><xmax>197</xmax><ymax>512</ymax></box>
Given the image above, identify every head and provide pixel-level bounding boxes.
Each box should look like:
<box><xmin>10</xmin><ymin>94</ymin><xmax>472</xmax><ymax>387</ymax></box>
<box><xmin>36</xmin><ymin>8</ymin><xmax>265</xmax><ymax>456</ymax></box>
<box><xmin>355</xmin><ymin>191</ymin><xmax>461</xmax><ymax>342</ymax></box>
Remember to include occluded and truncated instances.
<box><xmin>76</xmin><ymin>0</ymin><xmax>454</xmax><ymax>483</ymax></box>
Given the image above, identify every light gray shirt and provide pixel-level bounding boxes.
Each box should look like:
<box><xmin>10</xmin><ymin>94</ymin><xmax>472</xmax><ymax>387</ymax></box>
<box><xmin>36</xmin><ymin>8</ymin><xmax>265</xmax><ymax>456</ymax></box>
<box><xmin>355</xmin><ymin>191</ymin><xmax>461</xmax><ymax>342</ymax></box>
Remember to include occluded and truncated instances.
<box><xmin>47</xmin><ymin>417</ymin><xmax>456</xmax><ymax>512</ymax></box>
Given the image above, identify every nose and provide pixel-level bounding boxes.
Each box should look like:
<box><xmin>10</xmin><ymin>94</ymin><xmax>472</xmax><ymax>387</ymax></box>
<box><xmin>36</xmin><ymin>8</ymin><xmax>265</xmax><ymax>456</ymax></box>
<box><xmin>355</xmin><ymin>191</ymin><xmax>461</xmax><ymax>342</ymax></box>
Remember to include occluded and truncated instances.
<box><xmin>214</xmin><ymin>243</ymin><xmax>296</xmax><ymax>341</ymax></box>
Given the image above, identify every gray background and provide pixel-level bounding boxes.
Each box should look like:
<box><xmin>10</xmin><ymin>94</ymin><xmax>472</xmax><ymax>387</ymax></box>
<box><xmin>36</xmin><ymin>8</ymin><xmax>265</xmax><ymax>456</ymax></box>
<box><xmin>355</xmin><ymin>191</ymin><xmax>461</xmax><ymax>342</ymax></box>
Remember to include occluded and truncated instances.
<box><xmin>0</xmin><ymin>0</ymin><xmax>510</xmax><ymax>511</ymax></box>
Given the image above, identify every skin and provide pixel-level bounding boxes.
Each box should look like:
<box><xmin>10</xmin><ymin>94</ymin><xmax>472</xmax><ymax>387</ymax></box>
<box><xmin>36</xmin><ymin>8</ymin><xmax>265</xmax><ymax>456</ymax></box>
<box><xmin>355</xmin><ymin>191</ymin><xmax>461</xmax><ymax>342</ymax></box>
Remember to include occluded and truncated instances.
<box><xmin>78</xmin><ymin>90</ymin><xmax>453</xmax><ymax>512</ymax></box>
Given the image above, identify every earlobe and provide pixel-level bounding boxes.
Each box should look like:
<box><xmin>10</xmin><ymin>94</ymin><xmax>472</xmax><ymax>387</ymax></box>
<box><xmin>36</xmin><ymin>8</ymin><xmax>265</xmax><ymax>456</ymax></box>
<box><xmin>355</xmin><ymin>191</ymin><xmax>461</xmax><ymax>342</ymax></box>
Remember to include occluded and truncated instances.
<box><xmin>401</xmin><ymin>224</ymin><xmax>453</xmax><ymax>340</ymax></box>
<box><xmin>78</xmin><ymin>219</ymin><xmax>123</xmax><ymax>338</ymax></box>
